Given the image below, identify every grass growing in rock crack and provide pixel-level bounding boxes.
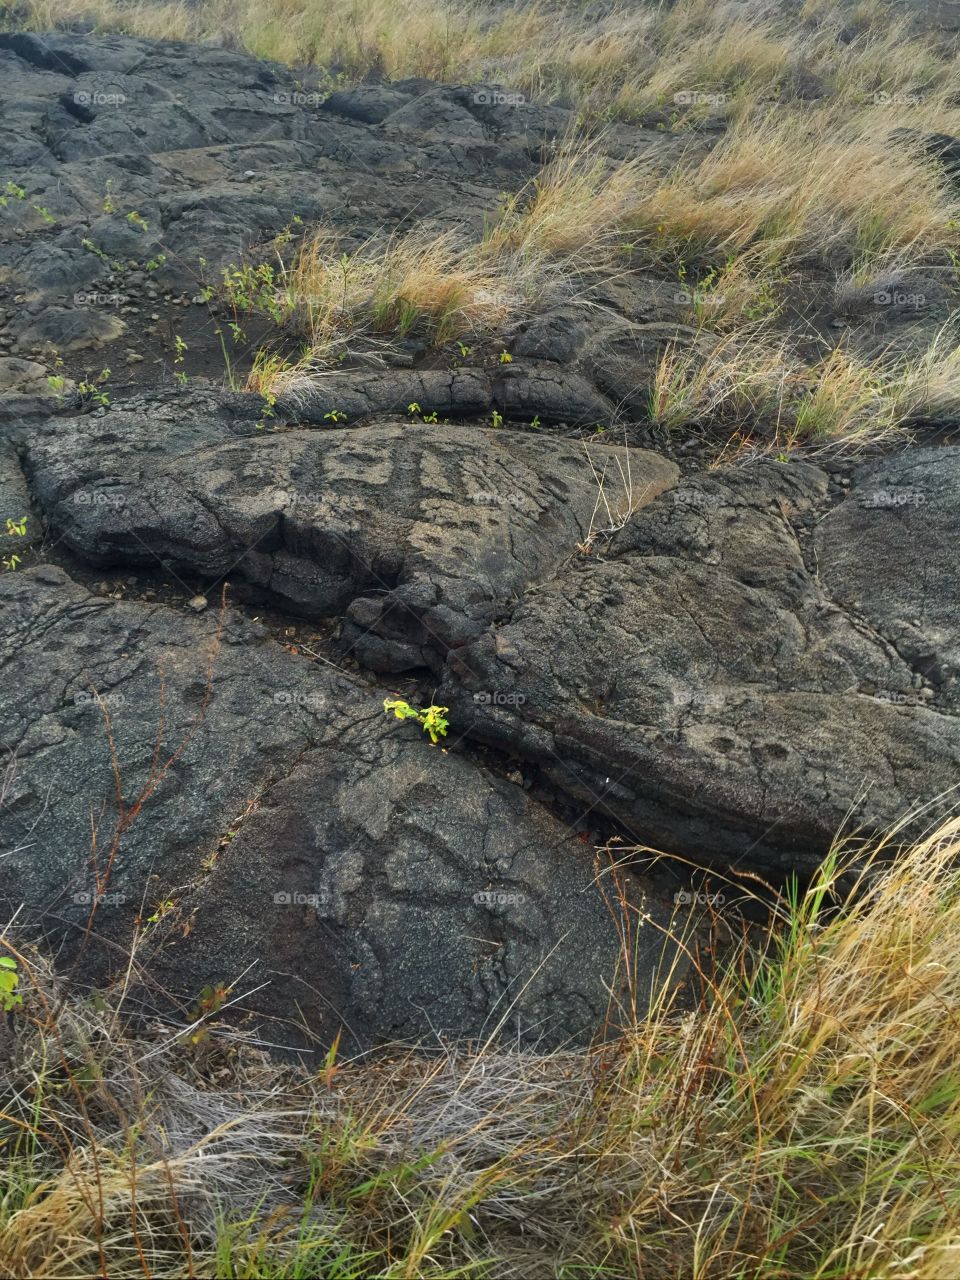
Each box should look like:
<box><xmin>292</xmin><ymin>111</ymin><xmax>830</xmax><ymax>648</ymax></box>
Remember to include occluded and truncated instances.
<box><xmin>214</xmin><ymin>124</ymin><xmax>958</xmax><ymax>452</ymax></box>
<box><xmin>5</xmin><ymin>813</ymin><xmax>960</xmax><ymax>1277</ymax></box>
<box><xmin>233</xmin><ymin>138</ymin><xmax>647</xmax><ymax>391</ymax></box>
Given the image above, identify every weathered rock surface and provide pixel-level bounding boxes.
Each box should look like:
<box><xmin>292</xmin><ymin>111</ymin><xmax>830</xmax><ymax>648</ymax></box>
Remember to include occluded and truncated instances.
<box><xmin>279</xmin><ymin>362</ymin><xmax>620</xmax><ymax>427</ymax></box>
<box><xmin>23</xmin><ymin>399</ymin><xmax>678</xmax><ymax>669</ymax></box>
<box><xmin>816</xmin><ymin>447</ymin><xmax>960</xmax><ymax>699</ymax></box>
<box><xmin>439</xmin><ymin>461</ymin><xmax>960</xmax><ymax>872</ymax></box>
<box><xmin>0</xmin><ymin>31</ymin><xmax>731</xmax><ymax>435</ymax></box>
<box><xmin>155</xmin><ymin>724</ymin><xmax>675</xmax><ymax>1051</ymax></box>
<box><xmin>0</xmin><ymin>564</ymin><xmax>322</xmax><ymax>938</ymax></box>
<box><xmin>15</xmin><ymin>393</ymin><xmax>960</xmax><ymax>885</ymax></box>
<box><xmin>277</xmin><ymin>317</ymin><xmax>719</xmax><ymax>427</ymax></box>
<box><xmin>0</xmin><ymin>566</ymin><xmax>674</xmax><ymax>1049</ymax></box>
<box><xmin>0</xmin><ymin>32</ymin><xmax>689</xmax><ymax>375</ymax></box>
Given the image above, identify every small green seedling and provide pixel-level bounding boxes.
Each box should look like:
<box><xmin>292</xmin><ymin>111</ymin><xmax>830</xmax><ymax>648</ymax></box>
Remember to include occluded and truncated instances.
<box><xmin>323</xmin><ymin>409</ymin><xmax>347</xmax><ymax>423</ymax></box>
<box><xmin>257</xmin><ymin>389</ymin><xmax>278</xmax><ymax>429</ymax></box>
<box><xmin>499</xmin><ymin>350</ymin><xmax>512</xmax><ymax>364</ymax></box>
<box><xmin>0</xmin><ymin>956</ymin><xmax>21</xmax><ymax>1011</ymax></box>
<box><xmin>47</xmin><ymin>374</ymin><xmax>67</xmax><ymax>398</ymax></box>
<box><xmin>4</xmin><ymin>514</ymin><xmax>26</xmax><ymax>567</ymax></box>
<box><xmin>407</xmin><ymin>402</ymin><xmax>438</xmax><ymax>423</ymax></box>
<box><xmin>383</xmin><ymin>698</ymin><xmax>449</xmax><ymax>745</ymax></box>
<box><xmin>273</xmin><ymin>213</ymin><xmax>304</xmax><ymax>246</ymax></box>
<box><xmin>33</xmin><ymin>204</ymin><xmax>56</xmax><ymax>225</ymax></box>
<box><xmin>145</xmin><ymin>898</ymin><xmax>176</xmax><ymax>926</ymax></box>
<box><xmin>126</xmin><ymin>210</ymin><xmax>148</xmax><ymax>231</ymax></box>
<box><xmin>491</xmin><ymin>410</ymin><xmax>504</xmax><ymax>429</ymax></box>
<box><xmin>0</xmin><ymin>181</ymin><xmax>26</xmax><ymax>206</ymax></box>
<box><xmin>78</xmin><ymin>368</ymin><xmax>111</xmax><ymax>407</ymax></box>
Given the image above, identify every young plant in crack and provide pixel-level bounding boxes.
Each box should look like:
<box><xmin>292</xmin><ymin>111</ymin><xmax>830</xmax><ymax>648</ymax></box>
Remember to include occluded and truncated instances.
<box><xmin>383</xmin><ymin>698</ymin><xmax>449</xmax><ymax>745</ymax></box>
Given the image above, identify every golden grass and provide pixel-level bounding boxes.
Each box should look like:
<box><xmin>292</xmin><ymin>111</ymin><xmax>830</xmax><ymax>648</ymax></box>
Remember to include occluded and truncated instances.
<box><xmin>11</xmin><ymin>0</ymin><xmax>960</xmax><ymax>119</ymax></box>
<box><xmin>649</xmin><ymin>322</ymin><xmax>960</xmax><ymax>453</ymax></box>
<box><xmin>480</xmin><ymin>141</ymin><xmax>643</xmax><ymax>262</ymax></box>
<box><xmin>233</xmin><ymin>140</ymin><xmax>647</xmax><ymax>382</ymax></box>
<box><xmin>626</xmin><ymin>106</ymin><xmax>960</xmax><ymax>268</ymax></box>
<box><xmin>285</xmin><ymin>226</ymin><xmax>511</xmax><ymax>351</ymax></box>
<box><xmin>13</xmin><ymin>0</ymin><xmax>960</xmax><ymax>454</ymax></box>
<box><xmin>5</xmin><ymin>813</ymin><xmax>960</xmax><ymax>1277</ymax></box>
<box><xmin>11</xmin><ymin>0</ymin><xmax>960</xmax><ymax>124</ymax></box>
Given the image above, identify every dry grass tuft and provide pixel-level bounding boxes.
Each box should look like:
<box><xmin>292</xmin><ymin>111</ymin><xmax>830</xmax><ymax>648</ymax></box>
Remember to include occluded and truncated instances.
<box><xmin>5</xmin><ymin>813</ymin><xmax>960</xmax><ymax>1276</ymax></box>
<box><xmin>648</xmin><ymin>322</ymin><xmax>960</xmax><ymax>453</ymax></box>
<box><xmin>233</xmin><ymin>139</ymin><xmax>647</xmax><ymax>383</ymax></box>
<box><xmin>35</xmin><ymin>0</ymin><xmax>952</xmax><ymax>455</ymax></box>
<box><xmin>626</xmin><ymin>107</ymin><xmax>959</xmax><ymax>268</ymax></box>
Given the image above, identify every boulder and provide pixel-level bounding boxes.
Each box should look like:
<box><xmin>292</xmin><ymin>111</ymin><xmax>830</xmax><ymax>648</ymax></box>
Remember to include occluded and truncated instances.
<box><xmin>0</xmin><ymin>566</ymin><xmax>677</xmax><ymax>1051</ymax></box>
<box><xmin>24</xmin><ymin>408</ymin><xmax>678</xmax><ymax>669</ymax></box>
<box><xmin>439</xmin><ymin>461</ymin><xmax>960</xmax><ymax>873</ymax></box>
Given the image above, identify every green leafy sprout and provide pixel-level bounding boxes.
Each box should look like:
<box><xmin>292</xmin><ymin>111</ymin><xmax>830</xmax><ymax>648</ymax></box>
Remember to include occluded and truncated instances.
<box><xmin>383</xmin><ymin>698</ymin><xmax>449</xmax><ymax>745</ymax></box>
<box><xmin>0</xmin><ymin>955</ymin><xmax>21</xmax><ymax>1011</ymax></box>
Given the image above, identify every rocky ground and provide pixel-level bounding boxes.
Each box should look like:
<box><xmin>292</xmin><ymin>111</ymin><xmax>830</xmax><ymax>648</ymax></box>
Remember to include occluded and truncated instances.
<box><xmin>3</xmin><ymin>25</ymin><xmax>960</xmax><ymax>1061</ymax></box>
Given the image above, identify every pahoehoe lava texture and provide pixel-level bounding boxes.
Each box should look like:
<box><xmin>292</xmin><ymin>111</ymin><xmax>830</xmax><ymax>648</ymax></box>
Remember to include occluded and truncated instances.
<box><xmin>0</xmin><ymin>566</ymin><xmax>677</xmax><ymax>1050</ymax></box>
<box><xmin>22</xmin><ymin>392</ymin><xmax>677</xmax><ymax>668</ymax></box>
<box><xmin>3</xmin><ymin>27</ymin><xmax>960</xmax><ymax>1055</ymax></box>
